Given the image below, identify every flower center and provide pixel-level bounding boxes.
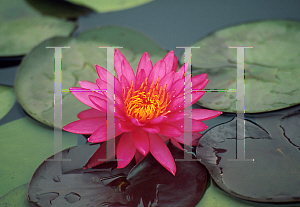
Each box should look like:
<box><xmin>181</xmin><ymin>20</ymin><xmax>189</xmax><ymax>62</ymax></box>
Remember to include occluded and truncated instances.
<box><xmin>124</xmin><ymin>77</ymin><xmax>171</xmax><ymax>122</ymax></box>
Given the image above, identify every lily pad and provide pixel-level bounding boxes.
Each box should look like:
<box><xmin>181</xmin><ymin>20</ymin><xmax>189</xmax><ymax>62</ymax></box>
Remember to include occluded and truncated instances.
<box><xmin>0</xmin><ymin>183</ymin><xmax>29</xmax><ymax>207</ymax></box>
<box><xmin>196</xmin><ymin>105</ymin><xmax>300</xmax><ymax>203</ymax></box>
<box><xmin>15</xmin><ymin>26</ymin><xmax>168</xmax><ymax>128</ymax></box>
<box><xmin>0</xmin><ymin>117</ymin><xmax>77</xmax><ymax>197</ymax></box>
<box><xmin>280</xmin><ymin>110</ymin><xmax>300</xmax><ymax>149</ymax></box>
<box><xmin>0</xmin><ymin>85</ymin><xmax>15</xmax><ymax>121</ymax></box>
<box><xmin>25</xmin><ymin>0</ymin><xmax>90</xmax><ymax>18</ymax></box>
<box><xmin>0</xmin><ymin>0</ymin><xmax>76</xmax><ymax>56</ymax></box>
<box><xmin>182</xmin><ymin>20</ymin><xmax>300</xmax><ymax>113</ymax></box>
<box><xmin>65</xmin><ymin>0</ymin><xmax>154</xmax><ymax>13</ymax></box>
<box><xmin>195</xmin><ymin>178</ymin><xmax>300</xmax><ymax>207</ymax></box>
<box><xmin>27</xmin><ymin>142</ymin><xmax>207</xmax><ymax>207</ymax></box>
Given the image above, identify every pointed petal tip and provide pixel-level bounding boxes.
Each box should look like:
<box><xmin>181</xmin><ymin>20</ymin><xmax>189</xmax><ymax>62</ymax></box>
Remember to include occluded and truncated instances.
<box><xmin>139</xmin><ymin>148</ymin><xmax>148</xmax><ymax>156</ymax></box>
<box><xmin>171</xmin><ymin>169</ymin><xmax>176</xmax><ymax>176</ymax></box>
<box><xmin>142</xmin><ymin>51</ymin><xmax>150</xmax><ymax>57</ymax></box>
<box><xmin>204</xmin><ymin>125</ymin><xmax>208</xmax><ymax>131</ymax></box>
<box><xmin>166</xmin><ymin>50</ymin><xmax>174</xmax><ymax>56</ymax></box>
<box><xmin>87</xmin><ymin>137</ymin><xmax>98</xmax><ymax>143</ymax></box>
<box><xmin>164</xmin><ymin>161</ymin><xmax>176</xmax><ymax>176</ymax></box>
<box><xmin>117</xmin><ymin>160</ymin><xmax>125</xmax><ymax>169</ymax></box>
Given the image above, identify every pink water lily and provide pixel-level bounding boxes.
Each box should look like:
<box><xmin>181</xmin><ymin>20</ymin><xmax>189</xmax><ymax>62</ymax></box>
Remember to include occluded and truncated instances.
<box><xmin>63</xmin><ymin>49</ymin><xmax>222</xmax><ymax>175</ymax></box>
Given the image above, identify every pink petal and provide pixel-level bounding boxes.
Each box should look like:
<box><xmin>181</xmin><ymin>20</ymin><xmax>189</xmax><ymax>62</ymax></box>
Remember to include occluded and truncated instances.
<box><xmin>166</xmin><ymin>110</ymin><xmax>191</xmax><ymax>122</ymax></box>
<box><xmin>63</xmin><ymin>117</ymin><xmax>106</xmax><ymax>134</ymax></box>
<box><xmin>179</xmin><ymin>74</ymin><xmax>192</xmax><ymax>96</ymax></box>
<box><xmin>118</xmin><ymin>120</ymin><xmax>136</xmax><ymax>132</ymax></box>
<box><xmin>158</xmin><ymin>123</ymin><xmax>181</xmax><ymax>137</ymax></box>
<box><xmin>171</xmin><ymin>91</ymin><xmax>206</xmax><ymax>109</ymax></box>
<box><xmin>169</xmin><ymin>90</ymin><xmax>176</xmax><ymax>100</ymax></box>
<box><xmin>149</xmin><ymin>133</ymin><xmax>176</xmax><ymax>176</ymax></box>
<box><xmin>170</xmin><ymin>137</ymin><xmax>184</xmax><ymax>150</ymax></box>
<box><xmin>70</xmin><ymin>87</ymin><xmax>107</xmax><ymax>110</ymax></box>
<box><xmin>79</xmin><ymin>81</ymin><xmax>99</xmax><ymax>91</ymax></box>
<box><xmin>135</xmin><ymin>69</ymin><xmax>146</xmax><ymax>90</ymax></box>
<box><xmin>190</xmin><ymin>109</ymin><xmax>222</xmax><ymax>121</ymax></box>
<box><xmin>166</xmin><ymin>111</ymin><xmax>184</xmax><ymax>122</ymax></box>
<box><xmin>173</xmin><ymin>62</ymin><xmax>188</xmax><ymax>82</ymax></box>
<box><xmin>121</xmin><ymin>59</ymin><xmax>135</xmax><ymax>85</ymax></box>
<box><xmin>137</xmin><ymin>52</ymin><xmax>152</xmax><ymax>77</ymax></box>
<box><xmin>191</xmin><ymin>91</ymin><xmax>206</xmax><ymax>105</ymax></box>
<box><xmin>114</xmin><ymin>92</ymin><xmax>124</xmax><ymax>109</ymax></box>
<box><xmin>95</xmin><ymin>64</ymin><xmax>114</xmax><ymax>82</ymax></box>
<box><xmin>96</xmin><ymin>77</ymin><xmax>123</xmax><ymax>97</ymax></box>
<box><xmin>132</xmin><ymin>127</ymin><xmax>149</xmax><ymax>156</ymax></box>
<box><xmin>77</xmin><ymin>109</ymin><xmax>107</xmax><ymax>119</ymax></box>
<box><xmin>185</xmin><ymin>74</ymin><xmax>192</xmax><ymax>88</ymax></box>
<box><xmin>163</xmin><ymin>51</ymin><xmax>175</xmax><ymax>74</ymax></box>
<box><xmin>149</xmin><ymin>116</ymin><xmax>167</xmax><ymax>124</ymax></box>
<box><xmin>135</xmin><ymin>150</ymin><xmax>145</xmax><ymax>164</ymax></box>
<box><xmin>192</xmin><ymin>79</ymin><xmax>209</xmax><ymax>90</ymax></box>
<box><xmin>121</xmin><ymin>74</ymin><xmax>130</xmax><ymax>94</ymax></box>
<box><xmin>87</xmin><ymin>122</ymin><xmax>123</xmax><ymax>143</ymax></box>
<box><xmin>131</xmin><ymin>118</ymin><xmax>146</xmax><ymax>126</ymax></box>
<box><xmin>95</xmin><ymin>79</ymin><xmax>124</xmax><ymax>107</ymax></box>
<box><xmin>114</xmin><ymin>77</ymin><xmax>123</xmax><ymax>96</ymax></box>
<box><xmin>89</xmin><ymin>95</ymin><xmax>111</xmax><ymax>114</ymax></box>
<box><xmin>117</xmin><ymin>132</ymin><xmax>136</xmax><ymax>168</ymax></box>
<box><xmin>172</xmin><ymin>56</ymin><xmax>178</xmax><ymax>72</ymax></box>
<box><xmin>159</xmin><ymin>71</ymin><xmax>174</xmax><ymax>92</ymax></box>
<box><xmin>166</xmin><ymin>96</ymin><xmax>184</xmax><ymax>112</ymax></box>
<box><xmin>169</xmin><ymin>78</ymin><xmax>184</xmax><ymax>97</ymax></box>
<box><xmin>83</xmin><ymin>143</ymin><xmax>108</xmax><ymax>170</ymax></box>
<box><xmin>141</xmin><ymin>124</ymin><xmax>160</xmax><ymax>134</ymax></box>
<box><xmin>114</xmin><ymin>104</ymin><xmax>126</xmax><ymax>119</ymax></box>
<box><xmin>169</xmin><ymin>119</ymin><xmax>208</xmax><ymax>132</ymax></box>
<box><xmin>192</xmin><ymin>73</ymin><xmax>207</xmax><ymax>85</ymax></box>
<box><xmin>95</xmin><ymin>79</ymin><xmax>112</xmax><ymax>102</ymax></box>
<box><xmin>114</xmin><ymin>49</ymin><xmax>132</xmax><ymax>80</ymax></box>
<box><xmin>89</xmin><ymin>95</ymin><xmax>125</xmax><ymax>119</ymax></box>
<box><xmin>95</xmin><ymin>78</ymin><xmax>107</xmax><ymax>91</ymax></box>
<box><xmin>148</xmin><ymin>59</ymin><xmax>166</xmax><ymax>85</ymax></box>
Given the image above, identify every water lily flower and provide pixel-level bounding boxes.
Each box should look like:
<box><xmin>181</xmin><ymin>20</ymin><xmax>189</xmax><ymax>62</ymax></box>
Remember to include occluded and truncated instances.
<box><xmin>63</xmin><ymin>49</ymin><xmax>222</xmax><ymax>175</ymax></box>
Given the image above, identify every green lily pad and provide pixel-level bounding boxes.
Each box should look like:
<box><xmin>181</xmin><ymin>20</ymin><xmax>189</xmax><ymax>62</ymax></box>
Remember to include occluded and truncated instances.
<box><xmin>0</xmin><ymin>85</ymin><xmax>15</xmax><ymax>121</ymax></box>
<box><xmin>182</xmin><ymin>20</ymin><xmax>300</xmax><ymax>113</ymax></box>
<box><xmin>65</xmin><ymin>0</ymin><xmax>154</xmax><ymax>13</ymax></box>
<box><xmin>15</xmin><ymin>26</ymin><xmax>168</xmax><ymax>128</ymax></box>
<box><xmin>0</xmin><ymin>0</ymin><xmax>76</xmax><ymax>56</ymax></box>
<box><xmin>25</xmin><ymin>0</ymin><xmax>90</xmax><ymax>18</ymax></box>
<box><xmin>196</xmin><ymin>106</ymin><xmax>300</xmax><ymax>203</ymax></box>
<box><xmin>0</xmin><ymin>117</ymin><xmax>77</xmax><ymax>197</ymax></box>
<box><xmin>0</xmin><ymin>183</ymin><xmax>29</xmax><ymax>207</ymax></box>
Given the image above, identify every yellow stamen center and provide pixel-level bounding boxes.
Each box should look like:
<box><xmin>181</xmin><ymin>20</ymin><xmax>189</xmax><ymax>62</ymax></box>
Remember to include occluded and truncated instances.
<box><xmin>124</xmin><ymin>77</ymin><xmax>171</xmax><ymax>122</ymax></box>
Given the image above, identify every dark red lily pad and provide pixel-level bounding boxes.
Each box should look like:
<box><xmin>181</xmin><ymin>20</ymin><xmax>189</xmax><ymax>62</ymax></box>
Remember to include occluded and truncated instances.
<box><xmin>27</xmin><ymin>142</ymin><xmax>207</xmax><ymax>206</ymax></box>
<box><xmin>196</xmin><ymin>105</ymin><xmax>300</xmax><ymax>203</ymax></box>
